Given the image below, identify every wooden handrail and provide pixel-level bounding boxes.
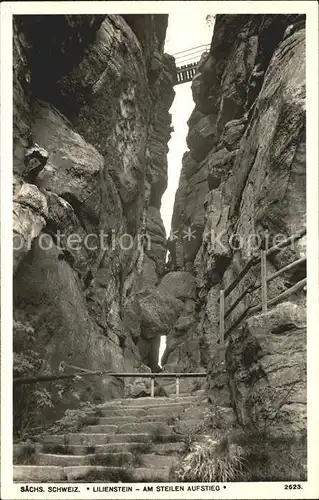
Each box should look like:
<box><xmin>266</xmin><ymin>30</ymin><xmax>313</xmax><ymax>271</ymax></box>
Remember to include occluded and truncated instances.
<box><xmin>224</xmin><ymin>277</ymin><xmax>306</xmax><ymax>340</ymax></box>
<box><xmin>267</xmin><ymin>256</ymin><xmax>306</xmax><ymax>284</ymax></box>
<box><xmin>13</xmin><ymin>371</ymin><xmax>206</xmax><ymax>386</ymax></box>
<box><xmin>224</xmin><ymin>256</ymin><xmax>259</xmax><ymax>298</ymax></box>
<box><xmin>223</xmin><ymin>228</ymin><xmax>306</xmax><ymax>299</ymax></box>
<box><xmin>224</xmin><ymin>282</ymin><xmax>257</xmax><ymax>319</ymax></box>
<box><xmin>224</xmin><ymin>256</ymin><xmax>306</xmax><ymax>319</ymax></box>
<box><xmin>265</xmin><ymin>228</ymin><xmax>306</xmax><ymax>257</ymax></box>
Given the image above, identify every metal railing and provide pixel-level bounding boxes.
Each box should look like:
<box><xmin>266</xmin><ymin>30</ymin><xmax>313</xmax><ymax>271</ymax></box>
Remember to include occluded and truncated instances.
<box><xmin>13</xmin><ymin>367</ymin><xmax>206</xmax><ymax>397</ymax></box>
<box><xmin>173</xmin><ymin>44</ymin><xmax>210</xmax><ymax>85</ymax></box>
<box><xmin>219</xmin><ymin>228</ymin><xmax>306</xmax><ymax>349</ymax></box>
<box><xmin>173</xmin><ymin>44</ymin><xmax>210</xmax><ymax>67</ymax></box>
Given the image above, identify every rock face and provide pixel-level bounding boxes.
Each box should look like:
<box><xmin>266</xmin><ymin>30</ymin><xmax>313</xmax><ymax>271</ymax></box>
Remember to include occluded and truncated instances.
<box><xmin>13</xmin><ymin>14</ymin><xmax>176</xmax><ymax>423</ymax></box>
<box><xmin>167</xmin><ymin>14</ymin><xmax>306</xmax><ymax>435</ymax></box>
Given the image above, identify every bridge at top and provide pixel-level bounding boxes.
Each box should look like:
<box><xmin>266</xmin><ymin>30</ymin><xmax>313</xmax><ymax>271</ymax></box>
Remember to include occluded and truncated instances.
<box><xmin>173</xmin><ymin>43</ymin><xmax>210</xmax><ymax>85</ymax></box>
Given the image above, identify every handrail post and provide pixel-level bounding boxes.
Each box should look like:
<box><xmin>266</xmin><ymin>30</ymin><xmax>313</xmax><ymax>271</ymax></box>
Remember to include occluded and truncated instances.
<box><xmin>219</xmin><ymin>289</ymin><xmax>225</xmax><ymax>348</ymax></box>
<box><xmin>175</xmin><ymin>376</ymin><xmax>180</xmax><ymax>396</ymax></box>
<box><xmin>150</xmin><ymin>377</ymin><xmax>155</xmax><ymax>398</ymax></box>
<box><xmin>261</xmin><ymin>249</ymin><xmax>268</xmax><ymax>313</ymax></box>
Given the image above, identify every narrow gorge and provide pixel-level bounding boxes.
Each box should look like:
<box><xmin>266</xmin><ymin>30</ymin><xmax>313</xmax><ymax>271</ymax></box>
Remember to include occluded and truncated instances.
<box><xmin>12</xmin><ymin>13</ymin><xmax>306</xmax><ymax>481</ymax></box>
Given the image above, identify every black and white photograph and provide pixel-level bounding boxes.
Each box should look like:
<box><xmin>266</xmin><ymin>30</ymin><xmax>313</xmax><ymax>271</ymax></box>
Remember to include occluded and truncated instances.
<box><xmin>1</xmin><ymin>1</ymin><xmax>318</xmax><ymax>499</ymax></box>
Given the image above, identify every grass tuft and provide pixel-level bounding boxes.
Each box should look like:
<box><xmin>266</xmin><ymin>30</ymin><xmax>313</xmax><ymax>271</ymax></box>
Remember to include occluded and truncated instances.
<box><xmin>176</xmin><ymin>438</ymin><xmax>244</xmax><ymax>482</ymax></box>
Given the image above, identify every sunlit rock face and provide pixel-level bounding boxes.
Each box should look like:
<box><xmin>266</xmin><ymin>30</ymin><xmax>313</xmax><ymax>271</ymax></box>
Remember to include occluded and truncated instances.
<box><xmin>13</xmin><ymin>14</ymin><xmax>176</xmax><ymax>420</ymax></box>
<box><xmin>167</xmin><ymin>14</ymin><xmax>306</xmax><ymax>433</ymax></box>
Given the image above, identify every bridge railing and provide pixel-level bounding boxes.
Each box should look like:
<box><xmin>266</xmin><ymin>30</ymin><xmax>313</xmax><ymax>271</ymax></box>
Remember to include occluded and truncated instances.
<box><xmin>173</xmin><ymin>44</ymin><xmax>210</xmax><ymax>69</ymax></box>
<box><xmin>219</xmin><ymin>228</ymin><xmax>306</xmax><ymax>351</ymax></box>
<box><xmin>13</xmin><ymin>369</ymin><xmax>207</xmax><ymax>397</ymax></box>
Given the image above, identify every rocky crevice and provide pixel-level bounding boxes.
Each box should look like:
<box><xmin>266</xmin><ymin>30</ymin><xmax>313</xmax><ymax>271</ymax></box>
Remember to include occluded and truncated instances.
<box><xmin>13</xmin><ymin>14</ymin><xmax>176</xmax><ymax>425</ymax></box>
<box><xmin>165</xmin><ymin>14</ymin><xmax>306</xmax><ymax>434</ymax></box>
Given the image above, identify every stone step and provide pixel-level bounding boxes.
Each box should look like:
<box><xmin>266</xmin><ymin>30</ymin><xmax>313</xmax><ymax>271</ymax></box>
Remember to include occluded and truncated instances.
<box><xmin>102</xmin><ymin>396</ymin><xmax>201</xmax><ymax>406</ymax></box>
<box><xmin>42</xmin><ymin>442</ymin><xmax>151</xmax><ymax>455</ymax></box>
<box><xmin>99</xmin><ymin>408</ymin><xmax>147</xmax><ymax>417</ymax></box>
<box><xmin>14</xmin><ymin>465</ymin><xmax>67</xmax><ymax>482</ymax></box>
<box><xmin>36</xmin><ymin>452</ymin><xmax>133</xmax><ymax>467</ymax></box>
<box><xmin>65</xmin><ymin>465</ymin><xmax>170</xmax><ymax>482</ymax></box>
<box><xmin>152</xmin><ymin>442</ymin><xmax>185</xmax><ymax>455</ymax></box>
<box><xmin>132</xmin><ymin>467</ymin><xmax>170</xmax><ymax>482</ymax></box>
<box><xmin>13</xmin><ymin>464</ymin><xmax>170</xmax><ymax>482</ymax></box>
<box><xmin>147</xmin><ymin>405</ymin><xmax>188</xmax><ymax>417</ymax></box>
<box><xmin>100</xmin><ymin>404</ymin><xmax>188</xmax><ymax>418</ymax></box>
<box><xmin>41</xmin><ymin>433</ymin><xmax>150</xmax><ymax>446</ymax></box>
<box><xmin>98</xmin><ymin>414</ymin><xmax>171</xmax><ymax>425</ymax></box>
<box><xmin>83</xmin><ymin>425</ymin><xmax>119</xmax><ymax>434</ymax></box>
<box><xmin>117</xmin><ymin>421</ymin><xmax>172</xmax><ymax>435</ymax></box>
<box><xmin>36</xmin><ymin>451</ymin><xmax>179</xmax><ymax>470</ymax></box>
<box><xmin>140</xmin><ymin>453</ymin><xmax>180</xmax><ymax>469</ymax></box>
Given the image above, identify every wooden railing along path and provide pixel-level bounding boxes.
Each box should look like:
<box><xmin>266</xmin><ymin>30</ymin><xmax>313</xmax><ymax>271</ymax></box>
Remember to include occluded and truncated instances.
<box><xmin>13</xmin><ymin>368</ymin><xmax>206</xmax><ymax>397</ymax></box>
<box><xmin>219</xmin><ymin>228</ymin><xmax>306</xmax><ymax>349</ymax></box>
<box><xmin>13</xmin><ymin>228</ymin><xmax>306</xmax><ymax>392</ymax></box>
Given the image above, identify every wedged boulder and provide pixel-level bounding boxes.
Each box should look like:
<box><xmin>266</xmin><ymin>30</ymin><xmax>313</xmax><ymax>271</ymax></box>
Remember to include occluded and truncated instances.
<box><xmin>158</xmin><ymin>271</ymin><xmax>196</xmax><ymax>300</ymax></box>
<box><xmin>138</xmin><ymin>288</ymin><xmax>183</xmax><ymax>338</ymax></box>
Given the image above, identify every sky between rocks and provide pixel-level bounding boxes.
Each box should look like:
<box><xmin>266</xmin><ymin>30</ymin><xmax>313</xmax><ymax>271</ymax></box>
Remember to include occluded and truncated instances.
<box><xmin>161</xmin><ymin>11</ymin><xmax>214</xmax><ymax>235</ymax></box>
<box><xmin>158</xmin><ymin>12</ymin><xmax>214</xmax><ymax>366</ymax></box>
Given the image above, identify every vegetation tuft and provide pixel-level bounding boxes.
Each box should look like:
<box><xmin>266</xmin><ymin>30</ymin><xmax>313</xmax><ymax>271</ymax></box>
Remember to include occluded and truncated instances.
<box><xmin>175</xmin><ymin>428</ymin><xmax>307</xmax><ymax>482</ymax></box>
<box><xmin>176</xmin><ymin>438</ymin><xmax>244</xmax><ymax>482</ymax></box>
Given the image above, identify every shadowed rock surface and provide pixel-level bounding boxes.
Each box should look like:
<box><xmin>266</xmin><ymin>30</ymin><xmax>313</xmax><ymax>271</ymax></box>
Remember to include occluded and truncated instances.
<box><xmin>13</xmin><ymin>14</ymin><xmax>176</xmax><ymax>423</ymax></box>
<box><xmin>166</xmin><ymin>14</ymin><xmax>306</xmax><ymax>434</ymax></box>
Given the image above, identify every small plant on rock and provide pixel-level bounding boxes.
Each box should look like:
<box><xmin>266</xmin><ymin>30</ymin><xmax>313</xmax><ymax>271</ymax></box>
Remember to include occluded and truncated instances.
<box><xmin>176</xmin><ymin>438</ymin><xmax>245</xmax><ymax>482</ymax></box>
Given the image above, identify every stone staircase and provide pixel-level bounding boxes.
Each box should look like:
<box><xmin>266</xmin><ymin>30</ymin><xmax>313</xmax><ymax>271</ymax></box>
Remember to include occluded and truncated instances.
<box><xmin>14</xmin><ymin>391</ymin><xmax>209</xmax><ymax>482</ymax></box>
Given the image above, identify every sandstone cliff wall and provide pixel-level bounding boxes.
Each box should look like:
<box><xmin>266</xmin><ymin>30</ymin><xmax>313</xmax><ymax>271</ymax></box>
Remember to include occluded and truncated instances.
<box><xmin>167</xmin><ymin>14</ymin><xmax>306</xmax><ymax>433</ymax></box>
<box><xmin>13</xmin><ymin>14</ymin><xmax>176</xmax><ymax>418</ymax></box>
